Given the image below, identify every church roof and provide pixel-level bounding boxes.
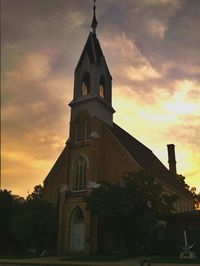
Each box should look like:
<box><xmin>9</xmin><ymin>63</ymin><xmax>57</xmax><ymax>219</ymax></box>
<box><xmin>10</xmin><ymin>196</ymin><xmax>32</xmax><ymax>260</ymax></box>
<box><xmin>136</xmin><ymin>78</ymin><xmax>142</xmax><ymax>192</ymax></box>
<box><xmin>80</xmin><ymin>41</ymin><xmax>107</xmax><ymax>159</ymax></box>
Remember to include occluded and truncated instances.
<box><xmin>110</xmin><ymin>123</ymin><xmax>192</xmax><ymax>197</ymax></box>
<box><xmin>76</xmin><ymin>32</ymin><xmax>110</xmax><ymax>76</ymax></box>
<box><xmin>44</xmin><ymin>145</ymin><xmax>68</xmax><ymax>184</ymax></box>
<box><xmin>44</xmin><ymin>123</ymin><xmax>192</xmax><ymax>198</ymax></box>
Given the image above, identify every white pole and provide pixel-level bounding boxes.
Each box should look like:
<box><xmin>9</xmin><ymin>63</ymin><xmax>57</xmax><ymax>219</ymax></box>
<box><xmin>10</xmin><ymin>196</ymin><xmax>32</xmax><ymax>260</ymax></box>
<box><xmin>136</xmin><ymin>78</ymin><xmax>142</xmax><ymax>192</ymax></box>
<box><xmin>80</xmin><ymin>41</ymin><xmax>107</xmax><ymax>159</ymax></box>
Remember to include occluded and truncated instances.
<box><xmin>184</xmin><ymin>230</ymin><xmax>188</xmax><ymax>246</ymax></box>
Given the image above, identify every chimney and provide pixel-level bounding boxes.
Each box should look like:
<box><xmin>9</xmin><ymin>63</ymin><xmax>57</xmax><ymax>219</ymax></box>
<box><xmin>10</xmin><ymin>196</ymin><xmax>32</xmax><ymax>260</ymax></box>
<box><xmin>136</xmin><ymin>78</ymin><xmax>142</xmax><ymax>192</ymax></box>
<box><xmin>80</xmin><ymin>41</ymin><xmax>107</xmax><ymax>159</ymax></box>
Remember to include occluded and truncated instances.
<box><xmin>167</xmin><ymin>144</ymin><xmax>177</xmax><ymax>175</ymax></box>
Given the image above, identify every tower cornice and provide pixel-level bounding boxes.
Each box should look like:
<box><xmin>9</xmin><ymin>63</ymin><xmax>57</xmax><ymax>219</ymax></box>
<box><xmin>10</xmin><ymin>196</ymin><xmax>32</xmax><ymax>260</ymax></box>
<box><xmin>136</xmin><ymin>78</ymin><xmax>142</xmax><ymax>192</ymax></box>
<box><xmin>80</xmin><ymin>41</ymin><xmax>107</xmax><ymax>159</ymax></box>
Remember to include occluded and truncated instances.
<box><xmin>69</xmin><ymin>95</ymin><xmax>115</xmax><ymax>114</ymax></box>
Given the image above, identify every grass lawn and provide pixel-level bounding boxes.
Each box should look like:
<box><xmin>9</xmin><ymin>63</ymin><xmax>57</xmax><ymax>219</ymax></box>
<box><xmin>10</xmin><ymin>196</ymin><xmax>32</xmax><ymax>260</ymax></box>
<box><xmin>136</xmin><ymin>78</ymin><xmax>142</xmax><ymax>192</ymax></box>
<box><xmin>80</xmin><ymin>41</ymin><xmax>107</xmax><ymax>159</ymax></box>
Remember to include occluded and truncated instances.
<box><xmin>0</xmin><ymin>254</ymin><xmax>38</xmax><ymax>259</ymax></box>
<box><xmin>60</xmin><ymin>254</ymin><xmax>200</xmax><ymax>264</ymax></box>
<box><xmin>60</xmin><ymin>253</ymin><xmax>135</xmax><ymax>261</ymax></box>
<box><xmin>151</xmin><ymin>257</ymin><xmax>200</xmax><ymax>264</ymax></box>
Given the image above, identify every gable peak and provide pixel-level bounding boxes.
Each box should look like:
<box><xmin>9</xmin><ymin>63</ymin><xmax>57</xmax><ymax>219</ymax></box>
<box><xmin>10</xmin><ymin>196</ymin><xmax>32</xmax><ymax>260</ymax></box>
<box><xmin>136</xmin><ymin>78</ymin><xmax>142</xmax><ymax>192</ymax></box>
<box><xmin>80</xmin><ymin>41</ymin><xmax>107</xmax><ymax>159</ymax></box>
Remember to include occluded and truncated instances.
<box><xmin>76</xmin><ymin>32</ymin><xmax>104</xmax><ymax>70</ymax></box>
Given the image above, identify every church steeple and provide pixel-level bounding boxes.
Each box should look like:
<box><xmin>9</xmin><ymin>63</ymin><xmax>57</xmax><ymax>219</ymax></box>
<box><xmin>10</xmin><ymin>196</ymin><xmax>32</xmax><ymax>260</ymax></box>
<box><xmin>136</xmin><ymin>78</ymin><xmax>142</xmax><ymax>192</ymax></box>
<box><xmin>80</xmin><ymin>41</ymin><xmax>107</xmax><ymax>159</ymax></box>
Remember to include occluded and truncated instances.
<box><xmin>69</xmin><ymin>1</ymin><xmax>115</xmax><ymax>128</ymax></box>
<box><xmin>91</xmin><ymin>0</ymin><xmax>97</xmax><ymax>35</ymax></box>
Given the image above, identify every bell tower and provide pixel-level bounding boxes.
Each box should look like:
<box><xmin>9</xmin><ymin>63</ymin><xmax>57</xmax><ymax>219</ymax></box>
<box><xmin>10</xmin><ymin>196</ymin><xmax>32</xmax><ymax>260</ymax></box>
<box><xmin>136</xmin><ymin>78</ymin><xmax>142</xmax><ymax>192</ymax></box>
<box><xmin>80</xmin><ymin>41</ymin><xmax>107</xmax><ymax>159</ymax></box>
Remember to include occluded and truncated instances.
<box><xmin>69</xmin><ymin>1</ymin><xmax>115</xmax><ymax>127</ymax></box>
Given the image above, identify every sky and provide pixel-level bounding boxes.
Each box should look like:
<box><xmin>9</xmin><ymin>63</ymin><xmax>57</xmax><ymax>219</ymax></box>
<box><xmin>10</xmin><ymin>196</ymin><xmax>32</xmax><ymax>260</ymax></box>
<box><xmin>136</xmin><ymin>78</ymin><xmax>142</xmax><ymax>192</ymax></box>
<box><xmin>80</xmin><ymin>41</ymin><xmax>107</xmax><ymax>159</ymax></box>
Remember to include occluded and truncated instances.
<box><xmin>1</xmin><ymin>0</ymin><xmax>200</xmax><ymax>197</ymax></box>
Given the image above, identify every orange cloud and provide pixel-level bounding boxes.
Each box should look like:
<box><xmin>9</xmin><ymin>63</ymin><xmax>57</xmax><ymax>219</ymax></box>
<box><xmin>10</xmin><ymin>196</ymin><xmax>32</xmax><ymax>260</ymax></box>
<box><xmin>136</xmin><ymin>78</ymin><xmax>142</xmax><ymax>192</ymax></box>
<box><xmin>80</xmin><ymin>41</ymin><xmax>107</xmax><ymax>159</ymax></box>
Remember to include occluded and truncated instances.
<box><xmin>146</xmin><ymin>19</ymin><xmax>168</xmax><ymax>38</ymax></box>
<box><xmin>125</xmin><ymin>65</ymin><xmax>161</xmax><ymax>81</ymax></box>
<box><xmin>2</xmin><ymin>0</ymin><xmax>200</xmax><ymax>197</ymax></box>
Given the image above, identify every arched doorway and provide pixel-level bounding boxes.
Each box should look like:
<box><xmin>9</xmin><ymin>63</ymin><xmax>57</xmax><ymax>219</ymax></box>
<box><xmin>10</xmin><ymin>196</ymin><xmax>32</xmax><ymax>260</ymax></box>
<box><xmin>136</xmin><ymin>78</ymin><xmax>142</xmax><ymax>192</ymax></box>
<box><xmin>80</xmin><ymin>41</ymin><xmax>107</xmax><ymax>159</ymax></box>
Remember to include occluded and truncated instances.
<box><xmin>70</xmin><ymin>207</ymin><xmax>85</xmax><ymax>251</ymax></box>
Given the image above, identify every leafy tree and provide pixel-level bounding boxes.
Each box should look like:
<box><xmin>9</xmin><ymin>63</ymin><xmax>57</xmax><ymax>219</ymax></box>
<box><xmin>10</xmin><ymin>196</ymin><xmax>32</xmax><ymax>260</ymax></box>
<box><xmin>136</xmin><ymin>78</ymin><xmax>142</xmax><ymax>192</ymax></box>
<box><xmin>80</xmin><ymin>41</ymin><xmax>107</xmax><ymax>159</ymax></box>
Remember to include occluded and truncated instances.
<box><xmin>0</xmin><ymin>186</ymin><xmax>58</xmax><ymax>254</ymax></box>
<box><xmin>12</xmin><ymin>185</ymin><xmax>58</xmax><ymax>253</ymax></box>
<box><xmin>26</xmin><ymin>185</ymin><xmax>43</xmax><ymax>201</ymax></box>
<box><xmin>85</xmin><ymin>171</ymin><xmax>177</xmax><ymax>251</ymax></box>
<box><xmin>0</xmin><ymin>190</ymin><xmax>13</xmax><ymax>252</ymax></box>
<box><xmin>190</xmin><ymin>187</ymin><xmax>200</xmax><ymax>210</ymax></box>
<box><xmin>195</xmin><ymin>193</ymin><xmax>200</xmax><ymax>210</ymax></box>
<box><xmin>177</xmin><ymin>174</ymin><xmax>190</xmax><ymax>190</ymax></box>
<box><xmin>13</xmin><ymin>197</ymin><xmax>58</xmax><ymax>252</ymax></box>
<box><xmin>177</xmin><ymin>175</ymin><xmax>200</xmax><ymax>210</ymax></box>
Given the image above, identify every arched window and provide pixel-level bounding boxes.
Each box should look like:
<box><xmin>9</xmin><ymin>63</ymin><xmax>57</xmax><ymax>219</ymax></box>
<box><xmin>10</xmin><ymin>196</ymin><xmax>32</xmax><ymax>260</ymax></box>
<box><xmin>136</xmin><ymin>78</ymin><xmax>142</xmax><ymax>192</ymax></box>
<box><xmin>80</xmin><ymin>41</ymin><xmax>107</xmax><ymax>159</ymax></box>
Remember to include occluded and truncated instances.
<box><xmin>74</xmin><ymin>121</ymin><xmax>81</xmax><ymax>142</ymax></box>
<box><xmin>83</xmin><ymin>119</ymin><xmax>90</xmax><ymax>141</ymax></box>
<box><xmin>74</xmin><ymin>156</ymin><xmax>87</xmax><ymax>191</ymax></box>
<box><xmin>99</xmin><ymin>76</ymin><xmax>105</xmax><ymax>98</ymax></box>
<box><xmin>73</xmin><ymin>207</ymin><xmax>84</xmax><ymax>222</ymax></box>
<box><xmin>81</xmin><ymin>72</ymin><xmax>90</xmax><ymax>96</ymax></box>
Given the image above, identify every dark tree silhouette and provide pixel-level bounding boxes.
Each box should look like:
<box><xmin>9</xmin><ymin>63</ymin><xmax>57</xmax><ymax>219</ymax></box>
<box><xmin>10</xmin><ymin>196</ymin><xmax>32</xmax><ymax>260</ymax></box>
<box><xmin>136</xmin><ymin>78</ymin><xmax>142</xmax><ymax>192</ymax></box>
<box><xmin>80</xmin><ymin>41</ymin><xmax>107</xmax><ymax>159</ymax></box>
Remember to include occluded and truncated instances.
<box><xmin>0</xmin><ymin>190</ymin><xmax>13</xmax><ymax>252</ymax></box>
<box><xmin>85</xmin><ymin>171</ymin><xmax>177</xmax><ymax>251</ymax></box>
<box><xmin>0</xmin><ymin>186</ymin><xmax>58</xmax><ymax>254</ymax></box>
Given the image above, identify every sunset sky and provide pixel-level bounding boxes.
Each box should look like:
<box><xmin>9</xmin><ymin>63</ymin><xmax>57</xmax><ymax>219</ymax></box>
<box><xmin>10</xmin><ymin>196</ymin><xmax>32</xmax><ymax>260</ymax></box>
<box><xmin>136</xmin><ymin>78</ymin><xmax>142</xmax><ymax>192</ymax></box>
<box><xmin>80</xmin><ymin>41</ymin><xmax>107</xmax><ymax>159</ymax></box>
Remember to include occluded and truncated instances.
<box><xmin>1</xmin><ymin>0</ymin><xmax>200</xmax><ymax>197</ymax></box>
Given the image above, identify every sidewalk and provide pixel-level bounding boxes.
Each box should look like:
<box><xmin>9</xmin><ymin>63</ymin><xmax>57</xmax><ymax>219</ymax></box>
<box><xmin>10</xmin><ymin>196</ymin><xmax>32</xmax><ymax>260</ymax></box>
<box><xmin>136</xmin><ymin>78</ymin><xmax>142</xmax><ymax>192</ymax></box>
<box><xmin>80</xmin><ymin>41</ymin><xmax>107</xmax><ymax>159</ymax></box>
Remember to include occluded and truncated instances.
<box><xmin>0</xmin><ymin>256</ymin><xmax>198</xmax><ymax>266</ymax></box>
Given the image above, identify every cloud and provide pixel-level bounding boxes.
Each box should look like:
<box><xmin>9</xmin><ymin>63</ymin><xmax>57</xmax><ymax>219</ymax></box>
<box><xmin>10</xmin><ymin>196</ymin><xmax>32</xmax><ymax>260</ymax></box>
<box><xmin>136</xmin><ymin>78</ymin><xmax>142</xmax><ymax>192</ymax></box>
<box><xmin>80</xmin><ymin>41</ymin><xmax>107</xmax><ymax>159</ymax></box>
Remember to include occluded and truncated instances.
<box><xmin>1</xmin><ymin>50</ymin><xmax>71</xmax><ymax>195</ymax></box>
<box><xmin>146</xmin><ymin>19</ymin><xmax>168</xmax><ymax>38</ymax></box>
<box><xmin>1</xmin><ymin>0</ymin><xmax>200</xmax><ymax>195</ymax></box>
<box><xmin>125</xmin><ymin>65</ymin><xmax>161</xmax><ymax>81</ymax></box>
<box><xmin>102</xmin><ymin>33</ymin><xmax>162</xmax><ymax>85</ymax></box>
<box><xmin>113</xmin><ymin>77</ymin><xmax>200</xmax><ymax>192</ymax></box>
<box><xmin>163</xmin><ymin>80</ymin><xmax>200</xmax><ymax>115</ymax></box>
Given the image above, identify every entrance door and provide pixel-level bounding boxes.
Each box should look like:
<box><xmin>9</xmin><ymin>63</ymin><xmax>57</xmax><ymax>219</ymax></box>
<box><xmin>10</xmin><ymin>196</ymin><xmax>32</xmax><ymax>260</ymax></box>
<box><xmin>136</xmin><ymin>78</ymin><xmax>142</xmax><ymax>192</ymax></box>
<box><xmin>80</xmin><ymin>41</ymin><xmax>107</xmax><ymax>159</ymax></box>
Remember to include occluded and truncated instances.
<box><xmin>72</xmin><ymin>221</ymin><xmax>84</xmax><ymax>251</ymax></box>
<box><xmin>70</xmin><ymin>207</ymin><xmax>85</xmax><ymax>251</ymax></box>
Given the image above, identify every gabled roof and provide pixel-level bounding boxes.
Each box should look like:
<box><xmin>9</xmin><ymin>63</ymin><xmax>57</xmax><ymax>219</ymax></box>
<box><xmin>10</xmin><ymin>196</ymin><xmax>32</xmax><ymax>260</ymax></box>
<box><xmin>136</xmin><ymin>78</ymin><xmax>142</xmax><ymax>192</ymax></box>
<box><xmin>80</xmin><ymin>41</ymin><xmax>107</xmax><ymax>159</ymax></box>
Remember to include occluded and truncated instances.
<box><xmin>44</xmin><ymin>145</ymin><xmax>68</xmax><ymax>184</ymax></box>
<box><xmin>109</xmin><ymin>123</ymin><xmax>192</xmax><ymax>197</ymax></box>
<box><xmin>44</xmin><ymin>122</ymin><xmax>192</xmax><ymax>198</ymax></box>
<box><xmin>76</xmin><ymin>32</ymin><xmax>111</xmax><ymax>76</ymax></box>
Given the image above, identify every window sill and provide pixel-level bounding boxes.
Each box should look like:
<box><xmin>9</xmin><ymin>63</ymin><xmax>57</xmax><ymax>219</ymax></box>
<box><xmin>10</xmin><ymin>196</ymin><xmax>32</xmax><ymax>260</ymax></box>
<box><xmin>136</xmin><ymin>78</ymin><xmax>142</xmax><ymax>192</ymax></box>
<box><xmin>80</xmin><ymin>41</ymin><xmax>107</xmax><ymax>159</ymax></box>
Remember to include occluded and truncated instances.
<box><xmin>69</xmin><ymin>190</ymin><xmax>87</xmax><ymax>197</ymax></box>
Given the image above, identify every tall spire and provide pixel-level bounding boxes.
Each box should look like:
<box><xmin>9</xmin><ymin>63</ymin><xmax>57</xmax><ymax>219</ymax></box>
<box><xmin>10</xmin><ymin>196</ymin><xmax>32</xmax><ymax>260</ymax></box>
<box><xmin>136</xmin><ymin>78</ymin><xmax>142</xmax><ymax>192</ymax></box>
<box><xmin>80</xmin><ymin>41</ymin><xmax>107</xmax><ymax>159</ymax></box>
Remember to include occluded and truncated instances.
<box><xmin>91</xmin><ymin>0</ymin><xmax>97</xmax><ymax>35</ymax></box>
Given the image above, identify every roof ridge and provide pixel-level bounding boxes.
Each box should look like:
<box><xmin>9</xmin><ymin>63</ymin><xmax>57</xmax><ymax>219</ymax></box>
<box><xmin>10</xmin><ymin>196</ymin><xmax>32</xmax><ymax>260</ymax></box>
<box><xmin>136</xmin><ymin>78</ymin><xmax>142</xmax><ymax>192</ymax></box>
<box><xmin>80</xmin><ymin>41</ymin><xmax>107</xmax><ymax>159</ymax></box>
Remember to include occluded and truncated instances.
<box><xmin>75</xmin><ymin>32</ymin><xmax>92</xmax><ymax>70</ymax></box>
<box><xmin>44</xmin><ymin>145</ymin><xmax>68</xmax><ymax>184</ymax></box>
<box><xmin>113</xmin><ymin>122</ymin><xmax>152</xmax><ymax>153</ymax></box>
<box><xmin>109</xmin><ymin>123</ymin><xmax>192</xmax><ymax>197</ymax></box>
<box><xmin>90</xmin><ymin>32</ymin><xmax>97</xmax><ymax>63</ymax></box>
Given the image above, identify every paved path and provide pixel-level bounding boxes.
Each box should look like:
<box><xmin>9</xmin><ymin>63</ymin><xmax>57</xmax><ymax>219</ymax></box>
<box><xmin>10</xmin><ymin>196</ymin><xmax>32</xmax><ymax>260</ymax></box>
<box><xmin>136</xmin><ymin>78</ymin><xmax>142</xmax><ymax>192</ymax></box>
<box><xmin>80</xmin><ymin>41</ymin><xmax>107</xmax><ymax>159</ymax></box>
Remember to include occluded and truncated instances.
<box><xmin>0</xmin><ymin>256</ymin><xmax>198</xmax><ymax>266</ymax></box>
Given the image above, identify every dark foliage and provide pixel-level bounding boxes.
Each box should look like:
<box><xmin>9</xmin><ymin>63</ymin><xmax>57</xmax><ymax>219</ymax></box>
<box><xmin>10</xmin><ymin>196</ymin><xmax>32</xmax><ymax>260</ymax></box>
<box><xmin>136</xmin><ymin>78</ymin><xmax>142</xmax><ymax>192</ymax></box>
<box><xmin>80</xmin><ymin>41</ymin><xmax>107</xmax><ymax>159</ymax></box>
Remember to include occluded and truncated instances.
<box><xmin>0</xmin><ymin>185</ymin><xmax>58</xmax><ymax>254</ymax></box>
<box><xmin>190</xmin><ymin>187</ymin><xmax>200</xmax><ymax>210</ymax></box>
<box><xmin>85</xmin><ymin>171</ymin><xmax>178</xmax><ymax>250</ymax></box>
<box><xmin>177</xmin><ymin>175</ymin><xmax>190</xmax><ymax>190</ymax></box>
<box><xmin>0</xmin><ymin>190</ymin><xmax>13</xmax><ymax>252</ymax></box>
<box><xmin>26</xmin><ymin>185</ymin><xmax>43</xmax><ymax>201</ymax></box>
<box><xmin>177</xmin><ymin>175</ymin><xmax>200</xmax><ymax>210</ymax></box>
<box><xmin>12</xmin><ymin>198</ymin><xmax>58</xmax><ymax>252</ymax></box>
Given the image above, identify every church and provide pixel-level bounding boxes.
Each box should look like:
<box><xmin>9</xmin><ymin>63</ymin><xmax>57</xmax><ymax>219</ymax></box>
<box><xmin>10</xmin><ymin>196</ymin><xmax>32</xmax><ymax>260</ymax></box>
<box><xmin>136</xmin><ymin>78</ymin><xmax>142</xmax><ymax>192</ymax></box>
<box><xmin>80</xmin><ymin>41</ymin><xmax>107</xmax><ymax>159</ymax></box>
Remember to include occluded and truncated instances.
<box><xmin>43</xmin><ymin>3</ymin><xmax>194</xmax><ymax>254</ymax></box>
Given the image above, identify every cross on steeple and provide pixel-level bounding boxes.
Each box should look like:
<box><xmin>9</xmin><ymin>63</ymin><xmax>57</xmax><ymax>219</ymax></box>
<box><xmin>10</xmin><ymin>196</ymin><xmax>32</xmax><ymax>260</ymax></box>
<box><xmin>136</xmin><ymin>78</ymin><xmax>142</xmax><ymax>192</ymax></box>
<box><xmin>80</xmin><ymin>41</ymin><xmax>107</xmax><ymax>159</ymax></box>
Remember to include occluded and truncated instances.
<box><xmin>91</xmin><ymin>0</ymin><xmax>97</xmax><ymax>34</ymax></box>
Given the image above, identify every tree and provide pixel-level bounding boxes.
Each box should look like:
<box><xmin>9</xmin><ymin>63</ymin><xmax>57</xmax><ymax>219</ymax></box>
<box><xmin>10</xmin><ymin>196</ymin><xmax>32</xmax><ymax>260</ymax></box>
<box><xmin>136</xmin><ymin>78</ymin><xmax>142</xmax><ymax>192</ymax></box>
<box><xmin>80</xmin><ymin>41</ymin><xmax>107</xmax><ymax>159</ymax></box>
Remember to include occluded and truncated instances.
<box><xmin>26</xmin><ymin>185</ymin><xmax>43</xmax><ymax>201</ymax></box>
<box><xmin>12</xmin><ymin>185</ymin><xmax>58</xmax><ymax>253</ymax></box>
<box><xmin>0</xmin><ymin>190</ymin><xmax>13</xmax><ymax>252</ymax></box>
<box><xmin>177</xmin><ymin>175</ymin><xmax>200</xmax><ymax>210</ymax></box>
<box><xmin>195</xmin><ymin>193</ymin><xmax>200</xmax><ymax>210</ymax></box>
<box><xmin>85</xmin><ymin>171</ymin><xmax>177</xmax><ymax>251</ymax></box>
<box><xmin>0</xmin><ymin>186</ymin><xmax>58</xmax><ymax>254</ymax></box>
<box><xmin>13</xmin><ymin>198</ymin><xmax>58</xmax><ymax>252</ymax></box>
<box><xmin>177</xmin><ymin>174</ymin><xmax>190</xmax><ymax>190</ymax></box>
<box><xmin>190</xmin><ymin>187</ymin><xmax>200</xmax><ymax>210</ymax></box>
